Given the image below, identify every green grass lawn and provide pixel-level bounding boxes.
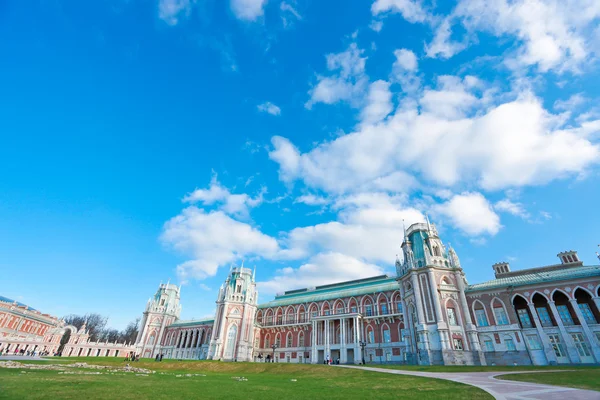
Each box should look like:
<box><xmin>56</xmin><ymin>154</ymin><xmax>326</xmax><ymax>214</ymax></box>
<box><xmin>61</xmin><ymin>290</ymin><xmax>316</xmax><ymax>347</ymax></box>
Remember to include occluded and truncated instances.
<box><xmin>0</xmin><ymin>357</ymin><xmax>492</xmax><ymax>400</ymax></box>
<box><xmin>497</xmin><ymin>370</ymin><xmax>600</xmax><ymax>392</ymax></box>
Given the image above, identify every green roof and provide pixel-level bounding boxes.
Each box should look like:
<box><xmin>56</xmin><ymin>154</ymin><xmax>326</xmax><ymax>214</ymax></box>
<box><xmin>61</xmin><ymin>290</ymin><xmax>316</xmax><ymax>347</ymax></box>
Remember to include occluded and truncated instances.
<box><xmin>258</xmin><ymin>275</ymin><xmax>399</xmax><ymax>309</ymax></box>
<box><xmin>169</xmin><ymin>318</ymin><xmax>214</xmax><ymax>328</ymax></box>
<box><xmin>466</xmin><ymin>265</ymin><xmax>600</xmax><ymax>292</ymax></box>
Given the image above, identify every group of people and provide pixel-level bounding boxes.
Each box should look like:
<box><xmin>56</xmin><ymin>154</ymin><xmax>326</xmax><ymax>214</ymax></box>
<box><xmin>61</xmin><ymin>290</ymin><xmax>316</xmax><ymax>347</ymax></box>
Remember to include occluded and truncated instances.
<box><xmin>324</xmin><ymin>357</ymin><xmax>340</xmax><ymax>365</ymax></box>
<box><xmin>0</xmin><ymin>347</ymin><xmax>52</xmax><ymax>357</ymax></box>
<box><xmin>124</xmin><ymin>352</ymin><xmax>140</xmax><ymax>362</ymax></box>
<box><xmin>154</xmin><ymin>353</ymin><xmax>164</xmax><ymax>362</ymax></box>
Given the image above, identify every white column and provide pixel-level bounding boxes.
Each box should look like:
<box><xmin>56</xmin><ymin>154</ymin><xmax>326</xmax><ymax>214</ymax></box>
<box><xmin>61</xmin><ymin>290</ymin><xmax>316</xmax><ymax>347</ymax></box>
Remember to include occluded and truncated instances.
<box><xmin>410</xmin><ymin>272</ymin><xmax>425</xmax><ymax>325</ymax></box>
<box><xmin>311</xmin><ymin>320</ymin><xmax>318</xmax><ymax>363</ymax></box>
<box><xmin>340</xmin><ymin>318</ymin><xmax>347</xmax><ymax>363</ymax></box>
<box><xmin>592</xmin><ymin>297</ymin><xmax>600</xmax><ymax>316</ymax></box>
<box><xmin>427</xmin><ymin>269</ymin><xmax>444</xmax><ymax>322</ymax></box>
<box><xmin>324</xmin><ymin>320</ymin><xmax>330</xmax><ymax>361</ymax></box>
<box><xmin>569</xmin><ymin>299</ymin><xmax>600</xmax><ymax>362</ymax></box>
<box><xmin>527</xmin><ymin>303</ymin><xmax>557</xmax><ymax>364</ymax></box>
<box><xmin>548</xmin><ymin>301</ymin><xmax>581</xmax><ymax>363</ymax></box>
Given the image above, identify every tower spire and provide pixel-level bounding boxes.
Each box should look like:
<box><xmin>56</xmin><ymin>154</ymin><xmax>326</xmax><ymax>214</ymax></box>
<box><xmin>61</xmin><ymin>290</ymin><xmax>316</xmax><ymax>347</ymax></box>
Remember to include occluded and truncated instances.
<box><xmin>252</xmin><ymin>266</ymin><xmax>256</xmax><ymax>282</ymax></box>
<box><xmin>425</xmin><ymin>213</ymin><xmax>432</xmax><ymax>233</ymax></box>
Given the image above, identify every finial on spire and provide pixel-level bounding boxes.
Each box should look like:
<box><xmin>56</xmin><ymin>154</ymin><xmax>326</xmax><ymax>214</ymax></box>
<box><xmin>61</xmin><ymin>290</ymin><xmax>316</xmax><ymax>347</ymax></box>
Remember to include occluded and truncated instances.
<box><xmin>425</xmin><ymin>213</ymin><xmax>432</xmax><ymax>232</ymax></box>
<box><xmin>252</xmin><ymin>266</ymin><xmax>256</xmax><ymax>281</ymax></box>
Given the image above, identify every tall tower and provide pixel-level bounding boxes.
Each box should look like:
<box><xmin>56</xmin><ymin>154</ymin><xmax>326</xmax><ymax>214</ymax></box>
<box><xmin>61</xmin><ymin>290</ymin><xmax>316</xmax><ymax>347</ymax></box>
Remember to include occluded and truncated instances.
<box><xmin>135</xmin><ymin>283</ymin><xmax>181</xmax><ymax>358</ymax></box>
<box><xmin>397</xmin><ymin>221</ymin><xmax>484</xmax><ymax>366</ymax></box>
<box><xmin>207</xmin><ymin>265</ymin><xmax>258</xmax><ymax>361</ymax></box>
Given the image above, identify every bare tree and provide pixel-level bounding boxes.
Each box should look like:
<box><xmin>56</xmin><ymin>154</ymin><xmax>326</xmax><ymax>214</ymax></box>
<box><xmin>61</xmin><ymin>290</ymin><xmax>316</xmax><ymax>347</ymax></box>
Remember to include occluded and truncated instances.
<box><xmin>63</xmin><ymin>313</ymin><xmax>108</xmax><ymax>342</ymax></box>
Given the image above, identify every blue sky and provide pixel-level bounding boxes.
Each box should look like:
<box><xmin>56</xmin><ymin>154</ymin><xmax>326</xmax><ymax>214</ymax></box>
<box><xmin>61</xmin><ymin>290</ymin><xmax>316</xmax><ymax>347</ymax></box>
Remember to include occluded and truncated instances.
<box><xmin>1</xmin><ymin>0</ymin><xmax>599</xmax><ymax>330</ymax></box>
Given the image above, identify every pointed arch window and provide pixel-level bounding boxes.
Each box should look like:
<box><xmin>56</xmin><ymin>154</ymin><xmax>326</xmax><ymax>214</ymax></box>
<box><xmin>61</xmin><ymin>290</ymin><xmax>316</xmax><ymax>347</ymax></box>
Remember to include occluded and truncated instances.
<box><xmin>382</xmin><ymin>326</ymin><xmax>391</xmax><ymax>343</ymax></box>
<box><xmin>286</xmin><ymin>333</ymin><xmax>293</xmax><ymax>348</ymax></box>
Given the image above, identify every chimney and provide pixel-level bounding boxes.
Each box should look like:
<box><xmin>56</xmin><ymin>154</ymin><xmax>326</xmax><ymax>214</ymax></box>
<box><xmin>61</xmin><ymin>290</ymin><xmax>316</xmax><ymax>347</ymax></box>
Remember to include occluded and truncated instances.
<box><xmin>557</xmin><ymin>251</ymin><xmax>580</xmax><ymax>265</ymax></box>
<box><xmin>492</xmin><ymin>262</ymin><xmax>510</xmax><ymax>278</ymax></box>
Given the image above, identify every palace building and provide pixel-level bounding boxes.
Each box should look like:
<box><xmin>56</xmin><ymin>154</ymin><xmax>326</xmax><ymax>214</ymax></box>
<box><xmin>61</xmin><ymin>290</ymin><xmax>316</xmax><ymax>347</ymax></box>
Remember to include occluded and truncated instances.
<box><xmin>134</xmin><ymin>221</ymin><xmax>600</xmax><ymax>366</ymax></box>
<box><xmin>2</xmin><ymin>221</ymin><xmax>600</xmax><ymax>366</ymax></box>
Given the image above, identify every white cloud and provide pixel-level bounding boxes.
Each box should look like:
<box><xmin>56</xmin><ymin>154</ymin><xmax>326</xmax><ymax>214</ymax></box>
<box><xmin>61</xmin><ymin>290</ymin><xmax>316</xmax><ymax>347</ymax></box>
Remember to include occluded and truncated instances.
<box><xmin>183</xmin><ymin>174</ymin><xmax>265</xmax><ymax>218</ymax></box>
<box><xmin>280</xmin><ymin>2</ymin><xmax>302</xmax><ymax>28</ymax></box>
<box><xmin>279</xmin><ymin>193</ymin><xmax>423</xmax><ymax>263</ymax></box>
<box><xmin>158</xmin><ymin>0</ymin><xmax>193</xmax><ymax>26</ymax></box>
<box><xmin>494</xmin><ymin>199</ymin><xmax>530</xmax><ymax>219</ymax></box>
<box><xmin>306</xmin><ymin>44</ymin><xmax>369</xmax><ymax>109</ymax></box>
<box><xmin>554</xmin><ymin>93</ymin><xmax>587</xmax><ymax>112</ymax></box>
<box><xmin>268</xmin><ymin>136</ymin><xmax>301</xmax><ymax>183</ymax></box>
<box><xmin>161</xmin><ymin>207</ymin><xmax>279</xmax><ymax>282</ymax></box>
<box><xmin>425</xmin><ymin>17</ymin><xmax>467</xmax><ymax>59</ymax></box>
<box><xmin>391</xmin><ymin>49</ymin><xmax>421</xmax><ymax>93</ymax></box>
<box><xmin>295</xmin><ymin>194</ymin><xmax>329</xmax><ymax>206</ymax></box>
<box><xmin>393</xmin><ymin>49</ymin><xmax>418</xmax><ymax>71</ymax></box>
<box><xmin>434</xmin><ymin>192</ymin><xmax>501</xmax><ymax>236</ymax></box>
<box><xmin>271</xmin><ymin>76</ymin><xmax>600</xmax><ymax>194</ymax></box>
<box><xmin>371</xmin><ymin>0</ymin><xmax>431</xmax><ymax>23</ymax></box>
<box><xmin>230</xmin><ymin>0</ymin><xmax>267</xmax><ymax>21</ymax></box>
<box><xmin>370</xmin><ymin>20</ymin><xmax>384</xmax><ymax>32</ymax></box>
<box><xmin>452</xmin><ymin>0</ymin><xmax>599</xmax><ymax>72</ymax></box>
<box><xmin>257</xmin><ymin>101</ymin><xmax>281</xmax><ymax>115</ymax></box>
<box><xmin>360</xmin><ymin>80</ymin><xmax>393</xmax><ymax>125</ymax></box>
<box><xmin>258</xmin><ymin>252</ymin><xmax>385</xmax><ymax>294</ymax></box>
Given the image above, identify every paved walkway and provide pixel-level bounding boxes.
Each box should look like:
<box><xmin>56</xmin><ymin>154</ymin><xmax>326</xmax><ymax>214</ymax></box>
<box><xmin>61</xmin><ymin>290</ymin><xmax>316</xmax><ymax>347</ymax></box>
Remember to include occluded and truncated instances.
<box><xmin>337</xmin><ymin>365</ymin><xmax>600</xmax><ymax>400</ymax></box>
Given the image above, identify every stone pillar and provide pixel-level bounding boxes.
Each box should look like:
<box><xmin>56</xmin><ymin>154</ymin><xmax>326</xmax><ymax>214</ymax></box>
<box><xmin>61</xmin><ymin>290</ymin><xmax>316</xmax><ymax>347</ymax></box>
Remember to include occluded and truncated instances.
<box><xmin>569</xmin><ymin>299</ymin><xmax>600</xmax><ymax>362</ymax></box>
<box><xmin>592</xmin><ymin>297</ymin><xmax>600</xmax><ymax>316</ymax></box>
<box><xmin>340</xmin><ymin>318</ymin><xmax>347</xmax><ymax>363</ymax></box>
<box><xmin>454</xmin><ymin>271</ymin><xmax>481</xmax><ymax>355</ymax></box>
<box><xmin>548</xmin><ymin>301</ymin><xmax>581</xmax><ymax>363</ymax></box>
<box><xmin>310</xmin><ymin>320</ymin><xmax>317</xmax><ymax>363</ymax></box>
<box><xmin>527</xmin><ymin>303</ymin><xmax>557</xmax><ymax>364</ymax></box>
<box><xmin>324</xmin><ymin>319</ymin><xmax>330</xmax><ymax>361</ymax></box>
<box><xmin>427</xmin><ymin>269</ymin><xmax>443</xmax><ymax>322</ymax></box>
<box><xmin>410</xmin><ymin>272</ymin><xmax>425</xmax><ymax>325</ymax></box>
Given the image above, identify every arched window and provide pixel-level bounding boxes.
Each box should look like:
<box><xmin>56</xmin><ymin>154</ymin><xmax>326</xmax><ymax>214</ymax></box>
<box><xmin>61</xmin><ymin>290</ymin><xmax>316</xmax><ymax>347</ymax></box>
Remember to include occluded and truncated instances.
<box><xmin>433</xmin><ymin>246</ymin><xmax>441</xmax><ymax>257</ymax></box>
<box><xmin>492</xmin><ymin>298</ymin><xmax>509</xmax><ymax>325</ymax></box>
<box><xmin>275</xmin><ymin>333</ymin><xmax>281</xmax><ymax>347</ymax></box>
<box><xmin>298</xmin><ymin>331</ymin><xmax>305</xmax><ymax>347</ymax></box>
<box><xmin>309</xmin><ymin>304</ymin><xmax>318</xmax><ymax>319</ymax></box>
<box><xmin>349</xmin><ymin>299</ymin><xmax>358</xmax><ymax>313</ymax></box>
<box><xmin>574</xmin><ymin>288</ymin><xmax>599</xmax><ymax>325</ymax></box>
<box><xmin>264</xmin><ymin>334</ymin><xmax>270</xmax><ymax>348</ymax></box>
<box><xmin>473</xmin><ymin>301</ymin><xmax>489</xmax><ymax>327</ymax></box>
<box><xmin>446</xmin><ymin>307</ymin><xmax>458</xmax><ymax>325</ymax></box>
<box><xmin>480</xmin><ymin>335</ymin><xmax>494</xmax><ymax>352</ymax></box>
<box><xmin>513</xmin><ymin>295</ymin><xmax>534</xmax><ymax>328</ymax></box>
<box><xmin>532</xmin><ymin>293</ymin><xmax>554</xmax><ymax>327</ymax></box>
<box><xmin>366</xmin><ymin>326</ymin><xmax>375</xmax><ymax>343</ymax></box>
<box><xmin>286</xmin><ymin>332</ymin><xmax>293</xmax><ymax>347</ymax></box>
<box><xmin>335</xmin><ymin>301</ymin><xmax>344</xmax><ymax>315</ymax></box>
<box><xmin>297</xmin><ymin>305</ymin><xmax>306</xmax><ymax>323</ymax></box>
<box><xmin>286</xmin><ymin>307</ymin><xmax>295</xmax><ymax>324</ymax></box>
<box><xmin>322</xmin><ymin>302</ymin><xmax>330</xmax><ymax>316</ymax></box>
<box><xmin>378</xmin><ymin>296</ymin><xmax>388</xmax><ymax>315</ymax></box>
<box><xmin>382</xmin><ymin>325</ymin><xmax>391</xmax><ymax>343</ymax></box>
<box><xmin>552</xmin><ymin>291</ymin><xmax>577</xmax><ymax>326</ymax></box>
<box><xmin>363</xmin><ymin>297</ymin><xmax>373</xmax><ymax>316</ymax></box>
